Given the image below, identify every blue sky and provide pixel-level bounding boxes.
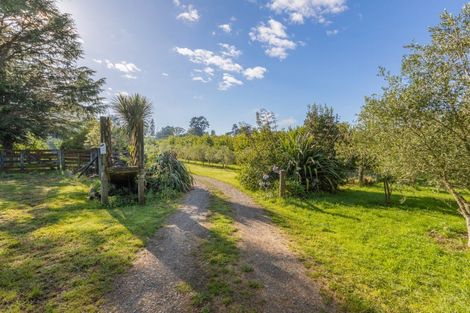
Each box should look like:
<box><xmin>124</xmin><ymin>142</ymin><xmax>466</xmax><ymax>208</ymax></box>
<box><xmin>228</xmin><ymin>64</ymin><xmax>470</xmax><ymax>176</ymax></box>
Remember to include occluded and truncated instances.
<box><xmin>58</xmin><ymin>0</ymin><xmax>467</xmax><ymax>134</ymax></box>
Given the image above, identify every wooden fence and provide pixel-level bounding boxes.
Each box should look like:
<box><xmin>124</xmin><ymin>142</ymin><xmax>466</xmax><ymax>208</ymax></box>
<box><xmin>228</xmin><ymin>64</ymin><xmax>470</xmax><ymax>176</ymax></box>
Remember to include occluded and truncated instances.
<box><xmin>0</xmin><ymin>149</ymin><xmax>99</xmax><ymax>173</ymax></box>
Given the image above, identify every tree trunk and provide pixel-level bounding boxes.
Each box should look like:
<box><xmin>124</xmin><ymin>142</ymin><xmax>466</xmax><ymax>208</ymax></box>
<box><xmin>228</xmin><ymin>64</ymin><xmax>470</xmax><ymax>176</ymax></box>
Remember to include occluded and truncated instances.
<box><xmin>442</xmin><ymin>180</ymin><xmax>470</xmax><ymax>247</ymax></box>
<box><xmin>383</xmin><ymin>178</ymin><xmax>392</xmax><ymax>206</ymax></box>
<box><xmin>358</xmin><ymin>165</ymin><xmax>365</xmax><ymax>186</ymax></box>
<box><xmin>1</xmin><ymin>137</ymin><xmax>13</xmax><ymax>150</ymax></box>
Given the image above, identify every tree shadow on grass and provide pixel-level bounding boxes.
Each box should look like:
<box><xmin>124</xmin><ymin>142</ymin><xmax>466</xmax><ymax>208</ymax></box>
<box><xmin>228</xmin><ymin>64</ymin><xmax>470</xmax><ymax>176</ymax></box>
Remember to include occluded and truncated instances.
<box><xmin>302</xmin><ymin>187</ymin><xmax>460</xmax><ymax>217</ymax></box>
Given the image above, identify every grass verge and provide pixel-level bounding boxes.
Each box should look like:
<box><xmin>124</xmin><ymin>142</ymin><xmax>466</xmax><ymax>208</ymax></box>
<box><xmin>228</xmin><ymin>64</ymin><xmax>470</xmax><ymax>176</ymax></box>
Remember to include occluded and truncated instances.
<box><xmin>183</xmin><ymin>187</ymin><xmax>261</xmax><ymax>313</ymax></box>
<box><xmin>186</xmin><ymin>163</ymin><xmax>470</xmax><ymax>313</ymax></box>
<box><xmin>0</xmin><ymin>172</ymin><xmax>178</xmax><ymax>313</ymax></box>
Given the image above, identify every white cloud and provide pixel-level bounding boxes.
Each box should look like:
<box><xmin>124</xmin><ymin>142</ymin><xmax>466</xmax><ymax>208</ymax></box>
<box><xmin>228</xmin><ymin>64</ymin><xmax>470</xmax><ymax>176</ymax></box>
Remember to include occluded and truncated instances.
<box><xmin>175</xmin><ymin>45</ymin><xmax>266</xmax><ymax>90</ymax></box>
<box><xmin>174</xmin><ymin>47</ymin><xmax>243</xmax><ymax>72</ymax></box>
<box><xmin>192</xmin><ymin>67</ymin><xmax>214</xmax><ymax>83</ymax></box>
<box><xmin>218</xmin><ymin>23</ymin><xmax>232</xmax><ymax>33</ymax></box>
<box><xmin>219</xmin><ymin>43</ymin><xmax>242</xmax><ymax>58</ymax></box>
<box><xmin>162</xmin><ymin>72</ymin><xmax>169</xmax><ymax>77</ymax></box>
<box><xmin>243</xmin><ymin>66</ymin><xmax>267</xmax><ymax>80</ymax></box>
<box><xmin>173</xmin><ymin>0</ymin><xmax>181</xmax><ymax>6</ymax></box>
<box><xmin>124</xmin><ymin>74</ymin><xmax>137</xmax><ymax>79</ymax></box>
<box><xmin>218</xmin><ymin>73</ymin><xmax>243</xmax><ymax>91</ymax></box>
<box><xmin>326</xmin><ymin>29</ymin><xmax>339</xmax><ymax>36</ymax></box>
<box><xmin>177</xmin><ymin>5</ymin><xmax>200</xmax><ymax>22</ymax></box>
<box><xmin>279</xmin><ymin>117</ymin><xmax>297</xmax><ymax>128</ymax></box>
<box><xmin>116</xmin><ymin>91</ymin><xmax>129</xmax><ymax>97</ymax></box>
<box><xmin>269</xmin><ymin>0</ymin><xmax>347</xmax><ymax>24</ymax></box>
<box><xmin>95</xmin><ymin>59</ymin><xmax>141</xmax><ymax>79</ymax></box>
<box><xmin>249</xmin><ymin>19</ymin><xmax>296</xmax><ymax>60</ymax></box>
<box><xmin>194</xmin><ymin>67</ymin><xmax>215</xmax><ymax>76</ymax></box>
<box><xmin>105</xmin><ymin>60</ymin><xmax>141</xmax><ymax>73</ymax></box>
<box><xmin>192</xmin><ymin>76</ymin><xmax>211</xmax><ymax>83</ymax></box>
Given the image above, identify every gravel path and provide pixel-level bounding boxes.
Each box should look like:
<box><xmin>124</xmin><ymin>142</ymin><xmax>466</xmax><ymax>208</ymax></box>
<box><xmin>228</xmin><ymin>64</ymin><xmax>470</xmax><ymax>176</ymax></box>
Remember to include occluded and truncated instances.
<box><xmin>103</xmin><ymin>176</ymin><xmax>335</xmax><ymax>313</ymax></box>
<box><xmin>103</xmin><ymin>184</ymin><xmax>211</xmax><ymax>313</ymax></box>
<box><xmin>196</xmin><ymin>176</ymin><xmax>335</xmax><ymax>313</ymax></box>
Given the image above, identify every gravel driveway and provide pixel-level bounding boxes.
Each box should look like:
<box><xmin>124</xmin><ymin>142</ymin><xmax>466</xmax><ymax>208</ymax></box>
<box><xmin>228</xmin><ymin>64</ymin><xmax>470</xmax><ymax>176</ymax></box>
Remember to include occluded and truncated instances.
<box><xmin>103</xmin><ymin>176</ymin><xmax>336</xmax><ymax>313</ymax></box>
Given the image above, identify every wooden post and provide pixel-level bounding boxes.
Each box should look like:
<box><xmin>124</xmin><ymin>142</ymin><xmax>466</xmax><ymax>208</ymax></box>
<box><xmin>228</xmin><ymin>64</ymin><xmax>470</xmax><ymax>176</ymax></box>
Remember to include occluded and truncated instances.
<box><xmin>279</xmin><ymin>170</ymin><xmax>286</xmax><ymax>198</ymax></box>
<box><xmin>56</xmin><ymin>150</ymin><xmax>61</xmax><ymax>171</ymax></box>
<box><xmin>20</xmin><ymin>151</ymin><xmax>25</xmax><ymax>172</ymax></box>
<box><xmin>61</xmin><ymin>150</ymin><xmax>65</xmax><ymax>171</ymax></box>
<box><xmin>94</xmin><ymin>149</ymin><xmax>100</xmax><ymax>175</ymax></box>
<box><xmin>100</xmin><ymin>117</ymin><xmax>112</xmax><ymax>205</ymax></box>
<box><xmin>137</xmin><ymin>120</ymin><xmax>145</xmax><ymax>205</ymax></box>
<box><xmin>0</xmin><ymin>150</ymin><xmax>4</xmax><ymax>170</ymax></box>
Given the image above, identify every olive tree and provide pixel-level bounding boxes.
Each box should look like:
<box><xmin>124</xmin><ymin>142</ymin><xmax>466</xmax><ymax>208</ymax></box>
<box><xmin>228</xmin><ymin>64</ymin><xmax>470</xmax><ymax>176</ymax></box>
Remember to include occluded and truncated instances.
<box><xmin>359</xmin><ymin>5</ymin><xmax>470</xmax><ymax>245</ymax></box>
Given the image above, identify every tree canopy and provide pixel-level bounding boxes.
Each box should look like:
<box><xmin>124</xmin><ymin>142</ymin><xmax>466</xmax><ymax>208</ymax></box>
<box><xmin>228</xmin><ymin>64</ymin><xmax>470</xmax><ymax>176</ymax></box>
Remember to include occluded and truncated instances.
<box><xmin>0</xmin><ymin>0</ymin><xmax>105</xmax><ymax>149</ymax></box>
<box><xmin>359</xmin><ymin>5</ymin><xmax>470</xmax><ymax>244</ymax></box>
<box><xmin>188</xmin><ymin>116</ymin><xmax>209</xmax><ymax>136</ymax></box>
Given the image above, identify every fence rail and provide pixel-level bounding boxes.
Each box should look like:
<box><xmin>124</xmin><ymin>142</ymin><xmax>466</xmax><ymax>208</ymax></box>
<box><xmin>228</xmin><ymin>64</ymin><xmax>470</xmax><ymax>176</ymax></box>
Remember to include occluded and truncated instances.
<box><xmin>0</xmin><ymin>149</ymin><xmax>99</xmax><ymax>173</ymax></box>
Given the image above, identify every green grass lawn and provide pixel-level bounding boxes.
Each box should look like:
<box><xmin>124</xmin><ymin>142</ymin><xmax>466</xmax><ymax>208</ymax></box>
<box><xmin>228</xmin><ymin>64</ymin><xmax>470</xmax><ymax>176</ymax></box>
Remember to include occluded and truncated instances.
<box><xmin>186</xmin><ymin>163</ymin><xmax>470</xmax><ymax>313</ymax></box>
<box><xmin>0</xmin><ymin>172</ymin><xmax>178</xmax><ymax>312</ymax></box>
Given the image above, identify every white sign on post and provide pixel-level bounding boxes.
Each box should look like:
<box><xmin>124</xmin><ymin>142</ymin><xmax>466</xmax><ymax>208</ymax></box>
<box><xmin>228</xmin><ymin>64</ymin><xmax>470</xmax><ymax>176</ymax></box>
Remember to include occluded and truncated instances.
<box><xmin>99</xmin><ymin>143</ymin><xmax>107</xmax><ymax>155</ymax></box>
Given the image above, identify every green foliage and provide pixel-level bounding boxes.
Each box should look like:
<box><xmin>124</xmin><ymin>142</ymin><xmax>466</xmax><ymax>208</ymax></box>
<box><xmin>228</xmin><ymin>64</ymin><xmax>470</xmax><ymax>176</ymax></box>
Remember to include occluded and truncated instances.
<box><xmin>336</xmin><ymin>123</ymin><xmax>378</xmax><ymax>187</ymax></box>
<box><xmin>155</xmin><ymin>125</ymin><xmax>185</xmax><ymax>139</ymax></box>
<box><xmin>152</xmin><ymin>134</ymin><xmax>237</xmax><ymax>167</ymax></box>
<box><xmin>304</xmin><ymin>103</ymin><xmax>341</xmax><ymax>158</ymax></box>
<box><xmin>237</xmin><ymin>128</ymin><xmax>345</xmax><ymax>193</ymax></box>
<box><xmin>280</xmin><ymin>129</ymin><xmax>345</xmax><ymax>193</ymax></box>
<box><xmin>147</xmin><ymin>151</ymin><xmax>194</xmax><ymax>192</ymax></box>
<box><xmin>188</xmin><ymin>116</ymin><xmax>210</xmax><ymax>136</ymax></box>
<box><xmin>112</xmin><ymin>94</ymin><xmax>153</xmax><ymax>166</ymax></box>
<box><xmin>358</xmin><ymin>5</ymin><xmax>470</xmax><ymax>239</ymax></box>
<box><xmin>238</xmin><ymin>130</ymin><xmax>283</xmax><ymax>190</ymax></box>
<box><xmin>0</xmin><ymin>0</ymin><xmax>105</xmax><ymax>149</ymax></box>
<box><xmin>59</xmin><ymin>121</ymin><xmax>98</xmax><ymax>150</ymax></box>
<box><xmin>112</xmin><ymin>94</ymin><xmax>153</xmax><ymax>135</ymax></box>
<box><xmin>84</xmin><ymin>118</ymin><xmax>128</xmax><ymax>151</ymax></box>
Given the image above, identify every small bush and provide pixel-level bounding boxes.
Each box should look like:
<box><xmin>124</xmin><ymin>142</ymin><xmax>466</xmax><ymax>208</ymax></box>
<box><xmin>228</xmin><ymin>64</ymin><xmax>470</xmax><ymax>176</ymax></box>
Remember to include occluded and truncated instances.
<box><xmin>147</xmin><ymin>151</ymin><xmax>194</xmax><ymax>192</ymax></box>
<box><xmin>280</xmin><ymin>129</ymin><xmax>345</xmax><ymax>193</ymax></box>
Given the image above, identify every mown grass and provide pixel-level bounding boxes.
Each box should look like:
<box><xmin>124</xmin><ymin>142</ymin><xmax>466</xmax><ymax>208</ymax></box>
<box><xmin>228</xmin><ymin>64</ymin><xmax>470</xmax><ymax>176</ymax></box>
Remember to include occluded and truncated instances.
<box><xmin>186</xmin><ymin>163</ymin><xmax>470</xmax><ymax>313</ymax></box>
<box><xmin>188</xmin><ymin>188</ymin><xmax>261</xmax><ymax>312</ymax></box>
<box><xmin>0</xmin><ymin>172</ymin><xmax>178</xmax><ymax>312</ymax></box>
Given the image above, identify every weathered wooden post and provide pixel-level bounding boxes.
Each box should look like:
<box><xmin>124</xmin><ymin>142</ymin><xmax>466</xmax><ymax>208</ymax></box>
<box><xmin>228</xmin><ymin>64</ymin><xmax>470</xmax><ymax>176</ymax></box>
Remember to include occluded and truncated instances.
<box><xmin>0</xmin><ymin>150</ymin><xmax>4</xmax><ymax>171</ymax></box>
<box><xmin>137</xmin><ymin>119</ymin><xmax>145</xmax><ymax>205</ymax></box>
<box><xmin>56</xmin><ymin>150</ymin><xmax>61</xmax><ymax>171</ymax></box>
<box><xmin>99</xmin><ymin>117</ymin><xmax>112</xmax><ymax>205</ymax></box>
<box><xmin>19</xmin><ymin>151</ymin><xmax>25</xmax><ymax>172</ymax></box>
<box><xmin>59</xmin><ymin>150</ymin><xmax>65</xmax><ymax>171</ymax></box>
<box><xmin>279</xmin><ymin>169</ymin><xmax>286</xmax><ymax>198</ymax></box>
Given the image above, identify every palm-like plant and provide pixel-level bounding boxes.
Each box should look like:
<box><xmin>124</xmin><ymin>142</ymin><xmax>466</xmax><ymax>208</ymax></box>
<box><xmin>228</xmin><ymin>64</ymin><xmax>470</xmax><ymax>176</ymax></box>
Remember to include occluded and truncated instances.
<box><xmin>280</xmin><ymin>128</ymin><xmax>344</xmax><ymax>193</ymax></box>
<box><xmin>112</xmin><ymin>94</ymin><xmax>152</xmax><ymax>166</ymax></box>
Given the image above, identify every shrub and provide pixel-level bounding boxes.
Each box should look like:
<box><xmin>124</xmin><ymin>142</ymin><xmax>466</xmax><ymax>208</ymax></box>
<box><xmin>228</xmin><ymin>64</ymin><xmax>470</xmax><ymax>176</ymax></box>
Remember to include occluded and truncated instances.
<box><xmin>238</xmin><ymin>130</ymin><xmax>283</xmax><ymax>190</ymax></box>
<box><xmin>280</xmin><ymin>129</ymin><xmax>345</xmax><ymax>193</ymax></box>
<box><xmin>238</xmin><ymin>128</ymin><xmax>345</xmax><ymax>193</ymax></box>
<box><xmin>147</xmin><ymin>151</ymin><xmax>194</xmax><ymax>192</ymax></box>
